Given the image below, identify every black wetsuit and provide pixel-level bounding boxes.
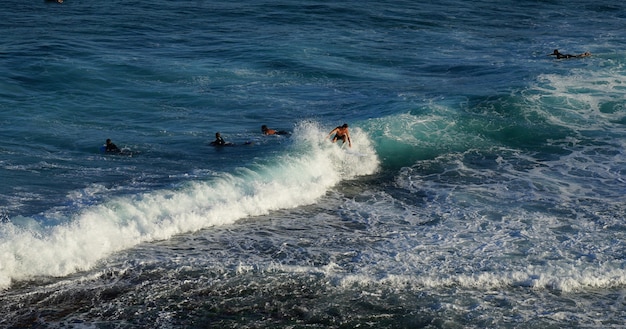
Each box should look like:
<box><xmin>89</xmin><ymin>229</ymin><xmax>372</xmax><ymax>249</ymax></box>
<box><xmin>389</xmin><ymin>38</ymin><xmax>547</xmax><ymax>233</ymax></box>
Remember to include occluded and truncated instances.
<box><xmin>555</xmin><ymin>52</ymin><xmax>575</xmax><ymax>59</ymax></box>
<box><xmin>211</xmin><ymin>137</ymin><xmax>226</xmax><ymax>146</ymax></box>
<box><xmin>106</xmin><ymin>143</ymin><xmax>121</xmax><ymax>153</ymax></box>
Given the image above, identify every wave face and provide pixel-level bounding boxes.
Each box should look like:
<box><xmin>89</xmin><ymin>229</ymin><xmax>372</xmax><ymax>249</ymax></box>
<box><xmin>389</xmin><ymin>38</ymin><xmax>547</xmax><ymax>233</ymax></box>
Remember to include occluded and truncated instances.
<box><xmin>0</xmin><ymin>122</ymin><xmax>379</xmax><ymax>288</ymax></box>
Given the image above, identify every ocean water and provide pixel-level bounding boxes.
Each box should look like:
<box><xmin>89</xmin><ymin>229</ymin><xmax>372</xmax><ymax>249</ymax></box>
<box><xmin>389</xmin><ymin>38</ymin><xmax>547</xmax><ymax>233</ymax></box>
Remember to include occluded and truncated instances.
<box><xmin>2</xmin><ymin>0</ymin><xmax>626</xmax><ymax>327</ymax></box>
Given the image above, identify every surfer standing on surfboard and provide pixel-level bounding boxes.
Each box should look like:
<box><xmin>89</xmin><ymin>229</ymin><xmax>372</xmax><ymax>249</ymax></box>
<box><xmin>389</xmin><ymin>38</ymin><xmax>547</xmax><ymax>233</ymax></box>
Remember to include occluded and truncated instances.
<box><xmin>327</xmin><ymin>123</ymin><xmax>352</xmax><ymax>148</ymax></box>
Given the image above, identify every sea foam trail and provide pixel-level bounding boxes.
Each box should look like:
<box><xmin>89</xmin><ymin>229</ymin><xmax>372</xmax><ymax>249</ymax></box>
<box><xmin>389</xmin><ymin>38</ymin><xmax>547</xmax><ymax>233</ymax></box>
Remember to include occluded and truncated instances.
<box><xmin>0</xmin><ymin>122</ymin><xmax>379</xmax><ymax>289</ymax></box>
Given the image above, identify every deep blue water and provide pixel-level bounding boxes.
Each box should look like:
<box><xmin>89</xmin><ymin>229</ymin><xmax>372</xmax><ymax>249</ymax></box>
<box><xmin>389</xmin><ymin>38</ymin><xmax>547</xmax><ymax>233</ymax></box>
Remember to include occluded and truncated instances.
<box><xmin>2</xmin><ymin>0</ymin><xmax>626</xmax><ymax>327</ymax></box>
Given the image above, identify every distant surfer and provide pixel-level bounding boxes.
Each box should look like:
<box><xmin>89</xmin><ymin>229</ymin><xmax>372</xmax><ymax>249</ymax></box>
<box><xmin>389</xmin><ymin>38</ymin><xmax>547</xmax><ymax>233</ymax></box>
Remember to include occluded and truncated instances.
<box><xmin>104</xmin><ymin>139</ymin><xmax>121</xmax><ymax>153</ymax></box>
<box><xmin>261</xmin><ymin>125</ymin><xmax>290</xmax><ymax>136</ymax></box>
<box><xmin>210</xmin><ymin>132</ymin><xmax>231</xmax><ymax>146</ymax></box>
<box><xmin>327</xmin><ymin>123</ymin><xmax>352</xmax><ymax>148</ymax></box>
<box><xmin>549</xmin><ymin>49</ymin><xmax>591</xmax><ymax>59</ymax></box>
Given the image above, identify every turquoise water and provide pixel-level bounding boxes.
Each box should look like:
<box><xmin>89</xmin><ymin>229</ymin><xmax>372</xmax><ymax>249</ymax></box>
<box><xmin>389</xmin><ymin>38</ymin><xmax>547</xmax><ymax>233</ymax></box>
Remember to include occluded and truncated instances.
<box><xmin>2</xmin><ymin>0</ymin><xmax>626</xmax><ymax>327</ymax></box>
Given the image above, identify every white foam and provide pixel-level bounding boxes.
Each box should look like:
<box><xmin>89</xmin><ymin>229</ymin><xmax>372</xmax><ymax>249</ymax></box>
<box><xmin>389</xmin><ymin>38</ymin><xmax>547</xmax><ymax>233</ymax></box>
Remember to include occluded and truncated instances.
<box><xmin>0</xmin><ymin>121</ymin><xmax>379</xmax><ymax>289</ymax></box>
<box><xmin>532</xmin><ymin>66</ymin><xmax>626</xmax><ymax>131</ymax></box>
<box><xmin>332</xmin><ymin>265</ymin><xmax>626</xmax><ymax>293</ymax></box>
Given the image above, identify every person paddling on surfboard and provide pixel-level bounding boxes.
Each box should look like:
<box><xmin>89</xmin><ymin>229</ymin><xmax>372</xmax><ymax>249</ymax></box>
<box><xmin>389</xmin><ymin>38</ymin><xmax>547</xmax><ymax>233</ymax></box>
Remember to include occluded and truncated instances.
<box><xmin>210</xmin><ymin>132</ymin><xmax>227</xmax><ymax>146</ymax></box>
<box><xmin>210</xmin><ymin>132</ymin><xmax>233</xmax><ymax>146</ymax></box>
<box><xmin>261</xmin><ymin>125</ymin><xmax>290</xmax><ymax>136</ymax></box>
<box><xmin>104</xmin><ymin>138</ymin><xmax>121</xmax><ymax>153</ymax></box>
<box><xmin>549</xmin><ymin>49</ymin><xmax>591</xmax><ymax>59</ymax></box>
<box><xmin>327</xmin><ymin>123</ymin><xmax>352</xmax><ymax>148</ymax></box>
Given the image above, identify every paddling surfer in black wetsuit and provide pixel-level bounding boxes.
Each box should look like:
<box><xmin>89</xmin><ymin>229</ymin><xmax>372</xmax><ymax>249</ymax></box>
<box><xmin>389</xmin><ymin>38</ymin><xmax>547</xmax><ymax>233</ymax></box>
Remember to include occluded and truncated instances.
<box><xmin>105</xmin><ymin>139</ymin><xmax>121</xmax><ymax>153</ymax></box>
<box><xmin>210</xmin><ymin>132</ymin><xmax>227</xmax><ymax>146</ymax></box>
<box><xmin>549</xmin><ymin>49</ymin><xmax>591</xmax><ymax>59</ymax></box>
<box><xmin>327</xmin><ymin>123</ymin><xmax>352</xmax><ymax>148</ymax></box>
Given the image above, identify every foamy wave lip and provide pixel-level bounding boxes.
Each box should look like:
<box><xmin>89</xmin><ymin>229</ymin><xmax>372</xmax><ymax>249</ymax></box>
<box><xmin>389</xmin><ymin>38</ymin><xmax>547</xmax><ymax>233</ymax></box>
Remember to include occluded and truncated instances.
<box><xmin>0</xmin><ymin>120</ymin><xmax>379</xmax><ymax>289</ymax></box>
